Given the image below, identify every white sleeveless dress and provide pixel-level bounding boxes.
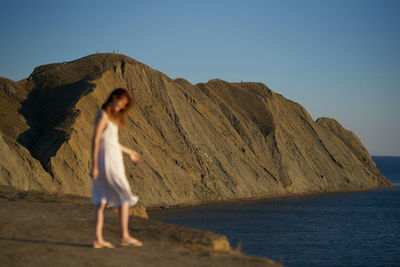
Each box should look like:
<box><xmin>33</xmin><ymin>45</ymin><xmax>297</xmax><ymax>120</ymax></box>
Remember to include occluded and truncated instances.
<box><xmin>92</xmin><ymin>108</ymin><xmax>139</xmax><ymax>207</ymax></box>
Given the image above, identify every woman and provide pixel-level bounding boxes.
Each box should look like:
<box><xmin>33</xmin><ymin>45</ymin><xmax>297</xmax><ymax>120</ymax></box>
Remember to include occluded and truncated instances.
<box><xmin>90</xmin><ymin>88</ymin><xmax>143</xmax><ymax>248</ymax></box>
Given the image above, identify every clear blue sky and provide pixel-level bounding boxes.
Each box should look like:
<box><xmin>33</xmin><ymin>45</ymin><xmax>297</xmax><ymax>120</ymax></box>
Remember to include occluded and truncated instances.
<box><xmin>1</xmin><ymin>0</ymin><xmax>399</xmax><ymax>156</ymax></box>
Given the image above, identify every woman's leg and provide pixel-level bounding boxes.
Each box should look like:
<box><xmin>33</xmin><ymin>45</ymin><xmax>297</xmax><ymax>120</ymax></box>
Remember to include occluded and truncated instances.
<box><xmin>119</xmin><ymin>202</ymin><xmax>130</xmax><ymax>239</ymax></box>
<box><xmin>94</xmin><ymin>202</ymin><xmax>107</xmax><ymax>242</ymax></box>
<box><xmin>119</xmin><ymin>202</ymin><xmax>143</xmax><ymax>246</ymax></box>
<box><xmin>93</xmin><ymin>202</ymin><xmax>114</xmax><ymax>248</ymax></box>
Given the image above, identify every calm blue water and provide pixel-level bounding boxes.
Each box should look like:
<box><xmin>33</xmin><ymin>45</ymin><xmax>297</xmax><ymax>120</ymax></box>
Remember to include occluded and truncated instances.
<box><xmin>149</xmin><ymin>156</ymin><xmax>400</xmax><ymax>267</ymax></box>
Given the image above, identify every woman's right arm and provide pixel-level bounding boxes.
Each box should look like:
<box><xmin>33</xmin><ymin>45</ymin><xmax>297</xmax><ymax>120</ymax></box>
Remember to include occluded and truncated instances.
<box><xmin>91</xmin><ymin>111</ymin><xmax>108</xmax><ymax>180</ymax></box>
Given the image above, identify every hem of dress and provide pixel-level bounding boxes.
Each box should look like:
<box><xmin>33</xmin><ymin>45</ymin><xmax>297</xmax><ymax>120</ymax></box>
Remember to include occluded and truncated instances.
<box><xmin>92</xmin><ymin>197</ymin><xmax>139</xmax><ymax>208</ymax></box>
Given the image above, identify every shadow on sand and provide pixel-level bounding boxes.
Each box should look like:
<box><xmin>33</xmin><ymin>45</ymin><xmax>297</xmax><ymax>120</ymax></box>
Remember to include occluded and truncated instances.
<box><xmin>0</xmin><ymin>237</ymin><xmax>92</xmax><ymax>248</ymax></box>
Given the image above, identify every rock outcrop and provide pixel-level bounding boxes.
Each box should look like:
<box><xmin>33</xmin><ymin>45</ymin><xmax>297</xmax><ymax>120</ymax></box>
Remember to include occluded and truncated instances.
<box><xmin>1</xmin><ymin>185</ymin><xmax>281</xmax><ymax>267</ymax></box>
<box><xmin>0</xmin><ymin>53</ymin><xmax>393</xmax><ymax>207</ymax></box>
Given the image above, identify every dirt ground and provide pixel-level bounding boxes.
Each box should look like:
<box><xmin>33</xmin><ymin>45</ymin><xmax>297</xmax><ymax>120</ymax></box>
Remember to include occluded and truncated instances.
<box><xmin>0</xmin><ymin>186</ymin><xmax>281</xmax><ymax>267</ymax></box>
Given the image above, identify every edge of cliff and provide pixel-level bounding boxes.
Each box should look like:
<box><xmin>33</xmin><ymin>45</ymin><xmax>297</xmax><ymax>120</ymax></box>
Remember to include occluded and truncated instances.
<box><xmin>0</xmin><ymin>185</ymin><xmax>282</xmax><ymax>267</ymax></box>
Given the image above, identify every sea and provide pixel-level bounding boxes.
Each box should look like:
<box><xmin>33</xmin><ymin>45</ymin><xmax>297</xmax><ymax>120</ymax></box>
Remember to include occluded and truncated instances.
<box><xmin>148</xmin><ymin>156</ymin><xmax>400</xmax><ymax>267</ymax></box>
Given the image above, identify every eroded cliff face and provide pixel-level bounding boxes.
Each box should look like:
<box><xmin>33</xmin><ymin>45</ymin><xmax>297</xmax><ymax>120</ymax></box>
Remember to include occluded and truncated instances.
<box><xmin>0</xmin><ymin>54</ymin><xmax>393</xmax><ymax>207</ymax></box>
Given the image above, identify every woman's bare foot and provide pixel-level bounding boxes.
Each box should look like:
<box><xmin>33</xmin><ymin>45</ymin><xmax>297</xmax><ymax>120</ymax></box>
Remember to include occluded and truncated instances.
<box><xmin>120</xmin><ymin>236</ymin><xmax>143</xmax><ymax>247</ymax></box>
<box><xmin>92</xmin><ymin>239</ymin><xmax>115</xmax><ymax>248</ymax></box>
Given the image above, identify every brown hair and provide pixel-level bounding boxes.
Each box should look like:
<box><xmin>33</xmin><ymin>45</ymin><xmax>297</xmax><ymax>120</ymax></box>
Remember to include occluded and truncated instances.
<box><xmin>101</xmin><ymin>88</ymin><xmax>134</xmax><ymax>130</ymax></box>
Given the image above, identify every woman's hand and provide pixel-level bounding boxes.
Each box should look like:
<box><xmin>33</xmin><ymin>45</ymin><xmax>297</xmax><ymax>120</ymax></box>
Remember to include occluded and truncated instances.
<box><xmin>91</xmin><ymin>166</ymin><xmax>99</xmax><ymax>181</ymax></box>
<box><xmin>128</xmin><ymin>150</ymin><xmax>141</xmax><ymax>163</ymax></box>
<box><xmin>120</xmin><ymin>144</ymin><xmax>142</xmax><ymax>163</ymax></box>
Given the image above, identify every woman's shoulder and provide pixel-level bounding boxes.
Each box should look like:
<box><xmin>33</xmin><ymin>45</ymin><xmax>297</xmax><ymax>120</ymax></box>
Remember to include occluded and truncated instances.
<box><xmin>97</xmin><ymin>108</ymin><xmax>109</xmax><ymax>118</ymax></box>
<box><xmin>95</xmin><ymin>108</ymin><xmax>110</xmax><ymax>124</ymax></box>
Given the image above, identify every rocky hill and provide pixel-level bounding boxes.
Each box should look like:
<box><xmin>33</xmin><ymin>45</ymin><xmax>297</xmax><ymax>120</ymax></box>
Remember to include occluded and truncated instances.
<box><xmin>0</xmin><ymin>53</ymin><xmax>393</xmax><ymax>207</ymax></box>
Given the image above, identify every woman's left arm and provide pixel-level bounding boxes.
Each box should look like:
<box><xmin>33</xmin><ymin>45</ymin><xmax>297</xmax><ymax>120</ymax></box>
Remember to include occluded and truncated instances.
<box><xmin>120</xmin><ymin>144</ymin><xmax>141</xmax><ymax>163</ymax></box>
<box><xmin>120</xmin><ymin>144</ymin><xmax>132</xmax><ymax>154</ymax></box>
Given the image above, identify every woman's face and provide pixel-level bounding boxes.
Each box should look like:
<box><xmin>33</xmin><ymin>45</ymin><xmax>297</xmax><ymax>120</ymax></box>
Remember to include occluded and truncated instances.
<box><xmin>111</xmin><ymin>96</ymin><xmax>128</xmax><ymax>112</ymax></box>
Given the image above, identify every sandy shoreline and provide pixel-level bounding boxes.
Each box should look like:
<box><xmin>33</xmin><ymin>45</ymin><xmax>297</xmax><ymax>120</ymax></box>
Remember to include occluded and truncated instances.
<box><xmin>147</xmin><ymin>184</ymin><xmax>397</xmax><ymax>211</ymax></box>
<box><xmin>0</xmin><ymin>185</ymin><xmax>281</xmax><ymax>267</ymax></box>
